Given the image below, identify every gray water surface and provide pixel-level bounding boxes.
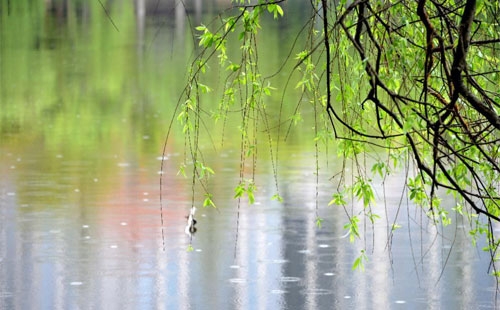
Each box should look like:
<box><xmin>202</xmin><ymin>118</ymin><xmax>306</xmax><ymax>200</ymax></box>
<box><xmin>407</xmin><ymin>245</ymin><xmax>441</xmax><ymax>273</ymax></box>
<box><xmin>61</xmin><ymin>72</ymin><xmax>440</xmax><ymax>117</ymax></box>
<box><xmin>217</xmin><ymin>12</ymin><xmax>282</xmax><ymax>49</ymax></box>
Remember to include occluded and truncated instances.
<box><xmin>1</xmin><ymin>148</ymin><xmax>497</xmax><ymax>309</ymax></box>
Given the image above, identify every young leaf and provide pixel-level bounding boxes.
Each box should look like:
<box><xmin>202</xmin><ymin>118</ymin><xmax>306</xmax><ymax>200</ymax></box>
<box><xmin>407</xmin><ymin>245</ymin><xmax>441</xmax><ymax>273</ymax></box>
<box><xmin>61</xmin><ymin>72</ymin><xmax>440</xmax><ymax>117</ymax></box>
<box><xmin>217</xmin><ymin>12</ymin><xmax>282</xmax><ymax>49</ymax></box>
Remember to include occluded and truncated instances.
<box><xmin>271</xmin><ymin>193</ymin><xmax>283</xmax><ymax>202</ymax></box>
<box><xmin>315</xmin><ymin>217</ymin><xmax>324</xmax><ymax>228</ymax></box>
<box><xmin>203</xmin><ymin>193</ymin><xmax>216</xmax><ymax>208</ymax></box>
<box><xmin>329</xmin><ymin>192</ymin><xmax>346</xmax><ymax>206</ymax></box>
<box><xmin>352</xmin><ymin>250</ymin><xmax>368</xmax><ymax>272</ymax></box>
<box><xmin>247</xmin><ymin>181</ymin><xmax>256</xmax><ymax>204</ymax></box>
<box><xmin>234</xmin><ymin>183</ymin><xmax>245</xmax><ymax>199</ymax></box>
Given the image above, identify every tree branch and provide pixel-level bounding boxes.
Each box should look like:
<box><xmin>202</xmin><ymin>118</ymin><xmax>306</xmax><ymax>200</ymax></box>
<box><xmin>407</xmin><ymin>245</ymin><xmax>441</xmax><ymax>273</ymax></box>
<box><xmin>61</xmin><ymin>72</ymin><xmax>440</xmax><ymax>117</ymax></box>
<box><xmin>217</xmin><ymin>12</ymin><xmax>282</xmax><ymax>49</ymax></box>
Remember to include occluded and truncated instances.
<box><xmin>451</xmin><ymin>0</ymin><xmax>500</xmax><ymax>130</ymax></box>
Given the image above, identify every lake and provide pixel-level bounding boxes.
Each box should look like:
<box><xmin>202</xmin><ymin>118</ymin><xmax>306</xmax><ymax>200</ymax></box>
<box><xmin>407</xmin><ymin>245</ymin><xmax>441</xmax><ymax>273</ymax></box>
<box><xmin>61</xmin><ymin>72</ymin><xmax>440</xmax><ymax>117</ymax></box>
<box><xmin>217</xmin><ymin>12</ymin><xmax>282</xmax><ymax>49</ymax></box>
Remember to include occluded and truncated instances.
<box><xmin>0</xmin><ymin>1</ymin><xmax>498</xmax><ymax>309</ymax></box>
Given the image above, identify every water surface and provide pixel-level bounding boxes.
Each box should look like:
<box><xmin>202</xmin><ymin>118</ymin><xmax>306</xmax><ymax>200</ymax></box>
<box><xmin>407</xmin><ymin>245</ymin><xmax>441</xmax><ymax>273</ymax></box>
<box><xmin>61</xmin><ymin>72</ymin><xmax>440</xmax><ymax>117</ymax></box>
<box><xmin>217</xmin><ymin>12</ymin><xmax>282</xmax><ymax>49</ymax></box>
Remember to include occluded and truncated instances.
<box><xmin>0</xmin><ymin>1</ymin><xmax>498</xmax><ymax>309</ymax></box>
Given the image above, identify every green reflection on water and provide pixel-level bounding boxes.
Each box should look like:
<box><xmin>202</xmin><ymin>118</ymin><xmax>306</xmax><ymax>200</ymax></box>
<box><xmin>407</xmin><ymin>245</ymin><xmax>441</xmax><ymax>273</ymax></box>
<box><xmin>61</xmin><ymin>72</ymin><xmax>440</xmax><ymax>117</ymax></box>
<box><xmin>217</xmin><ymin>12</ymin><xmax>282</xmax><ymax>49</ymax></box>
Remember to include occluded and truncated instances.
<box><xmin>1</xmin><ymin>1</ymin><xmax>183</xmax><ymax>210</ymax></box>
<box><xmin>1</xmin><ymin>1</ymin><xmax>315</xmax><ymax>210</ymax></box>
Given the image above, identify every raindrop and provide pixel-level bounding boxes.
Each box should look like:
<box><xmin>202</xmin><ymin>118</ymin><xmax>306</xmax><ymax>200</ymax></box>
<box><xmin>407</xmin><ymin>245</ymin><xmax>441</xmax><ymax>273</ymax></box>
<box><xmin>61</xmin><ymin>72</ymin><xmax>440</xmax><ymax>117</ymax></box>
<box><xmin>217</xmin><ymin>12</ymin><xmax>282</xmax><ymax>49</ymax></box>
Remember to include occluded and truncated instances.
<box><xmin>7</xmin><ymin>192</ymin><xmax>15</xmax><ymax>196</ymax></box>
<box><xmin>10</xmin><ymin>166</ymin><xmax>15</xmax><ymax>169</ymax></box>
<box><xmin>229</xmin><ymin>265</ymin><xmax>240</xmax><ymax>269</ymax></box>
<box><xmin>195</xmin><ymin>249</ymin><xmax>202</xmax><ymax>252</ymax></box>
<box><xmin>93</xmin><ymin>178</ymin><xmax>99</xmax><ymax>182</ymax></box>
<box><xmin>318</xmin><ymin>244</ymin><xmax>330</xmax><ymax>248</ymax></box>
<box><xmin>117</xmin><ymin>163</ymin><xmax>130</xmax><ymax>167</ymax></box>
<box><xmin>303</xmin><ymin>289</ymin><xmax>333</xmax><ymax>295</ymax></box>
<box><xmin>271</xmin><ymin>290</ymin><xmax>287</xmax><ymax>294</ymax></box>
<box><xmin>82</xmin><ymin>225</ymin><xmax>89</xmax><ymax>228</ymax></box>
<box><xmin>298</xmin><ymin>249</ymin><xmax>311</xmax><ymax>254</ymax></box>
<box><xmin>324</xmin><ymin>272</ymin><xmax>335</xmax><ymax>276</ymax></box>
<box><xmin>56</xmin><ymin>154</ymin><xmax>63</xmax><ymax>159</ymax></box>
<box><xmin>229</xmin><ymin>278</ymin><xmax>246</xmax><ymax>284</ymax></box>
<box><xmin>110</xmin><ymin>245</ymin><xmax>118</xmax><ymax>249</ymax></box>
<box><xmin>344</xmin><ymin>295</ymin><xmax>352</xmax><ymax>299</ymax></box>
<box><xmin>143</xmin><ymin>198</ymin><xmax>149</xmax><ymax>202</ymax></box>
<box><xmin>74</xmin><ymin>189</ymin><xmax>80</xmax><ymax>192</ymax></box>
<box><xmin>143</xmin><ymin>135</ymin><xmax>150</xmax><ymax>140</ymax></box>
<box><xmin>156</xmin><ymin>156</ymin><xmax>169</xmax><ymax>161</ymax></box>
<box><xmin>280</xmin><ymin>277</ymin><xmax>301</xmax><ymax>283</ymax></box>
<box><xmin>395</xmin><ymin>300</ymin><xmax>406</xmax><ymax>304</ymax></box>
<box><xmin>70</xmin><ymin>282</ymin><xmax>83</xmax><ymax>286</ymax></box>
<box><xmin>120</xmin><ymin>222</ymin><xmax>127</xmax><ymax>226</ymax></box>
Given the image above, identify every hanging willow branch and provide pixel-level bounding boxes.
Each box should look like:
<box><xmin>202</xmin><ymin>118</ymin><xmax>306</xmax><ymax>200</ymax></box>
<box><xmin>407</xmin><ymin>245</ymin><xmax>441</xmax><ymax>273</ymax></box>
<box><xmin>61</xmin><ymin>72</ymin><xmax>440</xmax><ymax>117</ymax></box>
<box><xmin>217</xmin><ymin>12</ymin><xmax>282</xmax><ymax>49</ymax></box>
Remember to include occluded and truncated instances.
<box><xmin>167</xmin><ymin>0</ymin><xmax>500</xmax><ymax>272</ymax></box>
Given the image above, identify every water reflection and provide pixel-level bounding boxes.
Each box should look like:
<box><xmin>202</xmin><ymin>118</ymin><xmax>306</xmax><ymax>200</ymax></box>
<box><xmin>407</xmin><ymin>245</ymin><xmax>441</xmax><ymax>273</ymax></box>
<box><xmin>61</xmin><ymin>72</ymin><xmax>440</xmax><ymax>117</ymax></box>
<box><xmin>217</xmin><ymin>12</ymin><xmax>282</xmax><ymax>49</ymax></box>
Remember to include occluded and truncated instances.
<box><xmin>2</xmin><ymin>150</ymin><xmax>499</xmax><ymax>309</ymax></box>
<box><xmin>1</xmin><ymin>1</ymin><xmax>499</xmax><ymax>309</ymax></box>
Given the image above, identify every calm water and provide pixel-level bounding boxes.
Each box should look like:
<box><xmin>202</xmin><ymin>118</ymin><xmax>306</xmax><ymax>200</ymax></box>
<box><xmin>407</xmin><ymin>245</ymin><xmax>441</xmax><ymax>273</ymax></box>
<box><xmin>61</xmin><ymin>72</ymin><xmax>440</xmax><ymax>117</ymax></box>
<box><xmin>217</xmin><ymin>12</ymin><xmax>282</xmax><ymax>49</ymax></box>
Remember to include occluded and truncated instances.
<box><xmin>1</xmin><ymin>1</ymin><xmax>498</xmax><ymax>309</ymax></box>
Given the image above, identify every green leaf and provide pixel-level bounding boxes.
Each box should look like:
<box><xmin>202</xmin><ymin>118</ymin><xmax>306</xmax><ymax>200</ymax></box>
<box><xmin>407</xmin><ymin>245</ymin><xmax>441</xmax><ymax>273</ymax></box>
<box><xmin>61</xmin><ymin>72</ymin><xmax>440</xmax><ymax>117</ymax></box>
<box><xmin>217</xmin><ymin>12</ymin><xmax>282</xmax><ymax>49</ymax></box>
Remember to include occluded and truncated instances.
<box><xmin>343</xmin><ymin>216</ymin><xmax>360</xmax><ymax>243</ymax></box>
<box><xmin>267</xmin><ymin>3</ymin><xmax>284</xmax><ymax>19</ymax></box>
<box><xmin>203</xmin><ymin>193</ymin><xmax>216</xmax><ymax>208</ymax></box>
<box><xmin>227</xmin><ymin>64</ymin><xmax>241</xmax><ymax>72</ymax></box>
<box><xmin>329</xmin><ymin>192</ymin><xmax>346</xmax><ymax>206</ymax></box>
<box><xmin>271</xmin><ymin>193</ymin><xmax>283</xmax><ymax>202</ymax></box>
<box><xmin>198</xmin><ymin>83</ymin><xmax>212</xmax><ymax>93</ymax></box>
<box><xmin>353</xmin><ymin>178</ymin><xmax>375</xmax><ymax>207</ymax></box>
<box><xmin>315</xmin><ymin>217</ymin><xmax>324</xmax><ymax>228</ymax></box>
<box><xmin>276</xmin><ymin>5</ymin><xmax>284</xmax><ymax>17</ymax></box>
<box><xmin>234</xmin><ymin>183</ymin><xmax>245</xmax><ymax>199</ymax></box>
<box><xmin>371</xmin><ymin>162</ymin><xmax>386</xmax><ymax>178</ymax></box>
<box><xmin>352</xmin><ymin>250</ymin><xmax>368</xmax><ymax>272</ymax></box>
<box><xmin>391</xmin><ymin>223</ymin><xmax>401</xmax><ymax>231</ymax></box>
<box><xmin>195</xmin><ymin>25</ymin><xmax>206</xmax><ymax>32</ymax></box>
<box><xmin>177</xmin><ymin>163</ymin><xmax>186</xmax><ymax>177</ymax></box>
<box><xmin>247</xmin><ymin>181</ymin><xmax>256</xmax><ymax>204</ymax></box>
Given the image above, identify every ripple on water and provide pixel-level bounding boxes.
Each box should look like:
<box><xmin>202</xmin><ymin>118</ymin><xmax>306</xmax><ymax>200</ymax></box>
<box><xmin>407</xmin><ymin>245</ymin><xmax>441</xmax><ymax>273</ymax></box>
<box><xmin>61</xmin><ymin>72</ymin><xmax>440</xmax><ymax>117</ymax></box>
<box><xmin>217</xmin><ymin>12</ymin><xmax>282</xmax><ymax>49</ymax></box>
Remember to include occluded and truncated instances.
<box><xmin>69</xmin><ymin>282</ymin><xmax>83</xmax><ymax>286</ymax></box>
<box><xmin>260</xmin><ymin>259</ymin><xmax>289</xmax><ymax>264</ymax></box>
<box><xmin>0</xmin><ymin>291</ymin><xmax>13</xmax><ymax>298</ymax></box>
<box><xmin>229</xmin><ymin>278</ymin><xmax>247</xmax><ymax>284</ymax></box>
<box><xmin>302</xmin><ymin>288</ymin><xmax>333</xmax><ymax>295</ymax></box>
<box><xmin>280</xmin><ymin>276</ymin><xmax>301</xmax><ymax>283</ymax></box>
